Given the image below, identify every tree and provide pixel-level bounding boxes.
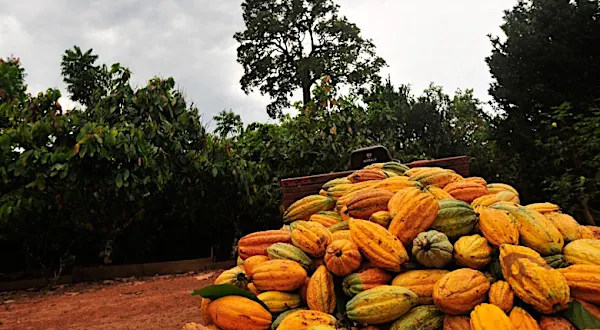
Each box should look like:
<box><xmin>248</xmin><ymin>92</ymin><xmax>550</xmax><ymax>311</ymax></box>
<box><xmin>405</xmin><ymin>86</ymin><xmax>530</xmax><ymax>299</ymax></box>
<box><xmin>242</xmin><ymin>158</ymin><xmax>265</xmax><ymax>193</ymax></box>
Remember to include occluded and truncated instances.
<box><xmin>234</xmin><ymin>0</ymin><xmax>386</xmax><ymax>118</ymax></box>
<box><xmin>486</xmin><ymin>0</ymin><xmax>600</xmax><ymax>216</ymax></box>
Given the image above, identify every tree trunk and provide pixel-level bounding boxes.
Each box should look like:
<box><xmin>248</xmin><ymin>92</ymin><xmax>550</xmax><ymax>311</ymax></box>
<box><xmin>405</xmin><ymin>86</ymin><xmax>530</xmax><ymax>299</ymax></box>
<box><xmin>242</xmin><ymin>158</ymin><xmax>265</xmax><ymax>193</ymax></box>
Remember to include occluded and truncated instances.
<box><xmin>581</xmin><ymin>197</ymin><xmax>596</xmax><ymax>225</ymax></box>
<box><xmin>302</xmin><ymin>77</ymin><xmax>311</xmax><ymax>106</ymax></box>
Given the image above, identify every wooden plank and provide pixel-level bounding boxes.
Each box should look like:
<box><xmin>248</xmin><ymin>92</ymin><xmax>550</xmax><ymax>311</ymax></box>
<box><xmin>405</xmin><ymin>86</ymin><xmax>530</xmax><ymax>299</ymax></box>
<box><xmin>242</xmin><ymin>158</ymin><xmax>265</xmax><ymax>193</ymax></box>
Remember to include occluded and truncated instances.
<box><xmin>0</xmin><ymin>275</ymin><xmax>72</xmax><ymax>292</ymax></box>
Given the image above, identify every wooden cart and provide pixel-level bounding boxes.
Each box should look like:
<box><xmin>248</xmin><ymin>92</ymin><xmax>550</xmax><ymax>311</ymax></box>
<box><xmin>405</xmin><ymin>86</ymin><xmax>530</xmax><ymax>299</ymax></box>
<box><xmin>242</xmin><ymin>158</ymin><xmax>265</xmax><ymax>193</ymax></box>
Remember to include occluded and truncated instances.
<box><xmin>280</xmin><ymin>155</ymin><xmax>471</xmax><ymax>208</ymax></box>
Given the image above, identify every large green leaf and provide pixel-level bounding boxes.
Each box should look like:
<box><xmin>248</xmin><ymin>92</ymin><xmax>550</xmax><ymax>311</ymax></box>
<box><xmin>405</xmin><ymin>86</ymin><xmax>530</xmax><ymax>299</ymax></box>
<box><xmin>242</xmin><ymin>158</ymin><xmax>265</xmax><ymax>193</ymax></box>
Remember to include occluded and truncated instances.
<box><xmin>562</xmin><ymin>300</ymin><xmax>600</xmax><ymax>330</ymax></box>
<box><xmin>190</xmin><ymin>284</ymin><xmax>269</xmax><ymax>312</ymax></box>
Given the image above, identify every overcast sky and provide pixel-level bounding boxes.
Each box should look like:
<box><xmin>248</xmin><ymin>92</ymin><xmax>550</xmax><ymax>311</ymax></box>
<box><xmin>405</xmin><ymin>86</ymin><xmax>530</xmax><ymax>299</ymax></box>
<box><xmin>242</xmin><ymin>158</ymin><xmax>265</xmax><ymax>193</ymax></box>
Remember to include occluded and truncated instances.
<box><xmin>1</xmin><ymin>0</ymin><xmax>517</xmax><ymax>129</ymax></box>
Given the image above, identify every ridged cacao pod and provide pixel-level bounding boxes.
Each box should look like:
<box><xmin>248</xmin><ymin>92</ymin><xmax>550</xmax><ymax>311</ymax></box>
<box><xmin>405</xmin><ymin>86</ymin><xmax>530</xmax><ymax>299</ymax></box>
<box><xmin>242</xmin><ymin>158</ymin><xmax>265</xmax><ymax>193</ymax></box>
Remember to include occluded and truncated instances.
<box><xmin>471</xmin><ymin>194</ymin><xmax>503</xmax><ymax>213</ymax></box>
<box><xmin>324</xmin><ymin>239</ymin><xmax>361</xmax><ymax>276</ymax></box>
<box><xmin>267</xmin><ymin>243</ymin><xmax>312</xmax><ymax>270</ymax></box>
<box><xmin>388</xmin><ymin>186</ymin><xmax>440</xmax><ymax>245</ymax></box>
<box><xmin>346</xmin><ymin>285</ymin><xmax>418</xmax><ymax>324</ymax></box>
<box><xmin>257</xmin><ymin>291</ymin><xmax>301</xmax><ymax>313</ymax></box>
<box><xmin>430</xmin><ymin>200</ymin><xmax>478</xmax><ymax>240</ymax></box>
<box><xmin>559</xmin><ymin>264</ymin><xmax>600</xmax><ymax>304</ymax></box>
<box><xmin>409</xmin><ymin>168</ymin><xmax>463</xmax><ymax>188</ymax></box>
<box><xmin>544</xmin><ymin>212</ymin><xmax>584</xmax><ymax>242</ymax></box>
<box><xmin>342</xmin><ymin>267</ymin><xmax>393</xmax><ymax>297</ymax></box>
<box><xmin>563</xmin><ymin>239</ymin><xmax>600</xmax><ymax>265</ymax></box>
<box><xmin>207</xmin><ymin>296</ymin><xmax>271</xmax><ymax>330</ymax></box>
<box><xmin>369</xmin><ymin>210</ymin><xmax>392</xmax><ymax>228</ymax></box>
<box><xmin>390</xmin><ymin>305</ymin><xmax>444</xmax><ymax>330</ymax></box>
<box><xmin>584</xmin><ymin>225</ymin><xmax>600</xmax><ymax>239</ymax></box>
<box><xmin>496</xmin><ymin>190</ymin><xmax>520</xmax><ymax>204</ymax></box>
<box><xmin>200</xmin><ymin>298</ymin><xmax>212</xmax><ymax>325</ymax></box>
<box><xmin>488</xmin><ymin>280</ymin><xmax>514</xmax><ymax>312</ymax></box>
<box><xmin>324</xmin><ymin>183</ymin><xmax>354</xmax><ymax>200</ymax></box>
<box><xmin>465</xmin><ymin>177</ymin><xmax>487</xmax><ymax>186</ymax></box>
<box><xmin>291</xmin><ymin>221</ymin><xmax>332</xmax><ymax>257</ymax></box>
<box><xmin>380</xmin><ymin>161</ymin><xmax>410</xmax><ymax>175</ymax></box>
<box><xmin>328</xmin><ymin>221</ymin><xmax>349</xmax><ymax>233</ymax></box>
<box><xmin>412</xmin><ymin>230</ymin><xmax>453</xmax><ymax>268</ymax></box>
<box><xmin>525</xmin><ymin>203</ymin><xmax>560</xmax><ymax>214</ymax></box>
<box><xmin>426</xmin><ymin>185</ymin><xmax>455</xmax><ymax>200</ymax></box>
<box><xmin>444</xmin><ymin>315</ymin><xmax>472</xmax><ymax>330</ymax></box>
<box><xmin>214</xmin><ymin>267</ymin><xmax>248</xmax><ymax>289</ymax></box>
<box><xmin>499</xmin><ymin>244</ymin><xmax>570</xmax><ymax>314</ymax></box>
<box><xmin>243</xmin><ymin>255</ymin><xmax>270</xmax><ymax>277</ymax></box>
<box><xmin>433</xmin><ymin>268</ymin><xmax>490</xmax><ymax>315</ymax></box>
<box><xmin>310</xmin><ymin>211</ymin><xmax>342</xmax><ymax>227</ymax></box>
<box><xmin>251</xmin><ymin>259</ymin><xmax>307</xmax><ymax>292</ymax></box>
<box><xmin>470</xmin><ymin>303</ymin><xmax>513</xmax><ymax>330</ymax></box>
<box><xmin>349</xmin><ymin>218</ymin><xmax>408</xmax><ymax>271</ymax></box>
<box><xmin>486</xmin><ymin>183</ymin><xmax>519</xmax><ymax>196</ymax></box>
<box><xmin>336</xmin><ymin>181</ymin><xmax>382</xmax><ymax>210</ymax></box>
<box><xmin>543</xmin><ymin>254</ymin><xmax>571</xmax><ymax>269</ymax></box>
<box><xmin>509</xmin><ymin>307</ymin><xmax>541</xmax><ymax>330</ymax></box>
<box><xmin>247</xmin><ymin>283</ymin><xmax>261</xmax><ymax>295</ymax></box>
<box><xmin>392</xmin><ymin>269</ymin><xmax>449</xmax><ymax>305</ymax></box>
<box><xmin>307</xmin><ymin>326</ymin><xmax>335</xmax><ymax>330</ymax></box>
<box><xmin>453</xmin><ymin>234</ymin><xmax>492</xmax><ymax>270</ymax></box>
<box><xmin>270</xmin><ymin>308</ymin><xmax>307</xmax><ymax>330</ymax></box>
<box><xmin>347</xmin><ymin>169</ymin><xmax>389</xmax><ymax>183</ymax></box>
<box><xmin>443</xmin><ymin>180</ymin><xmax>489</xmax><ymax>203</ymax></box>
<box><xmin>237</xmin><ymin>230</ymin><xmax>292</xmax><ymax>260</ymax></box>
<box><xmin>371</xmin><ymin>176</ymin><xmax>418</xmax><ymax>193</ymax></box>
<box><xmin>493</xmin><ymin>205</ymin><xmax>563</xmax><ymax>256</ymax></box>
<box><xmin>306</xmin><ymin>265</ymin><xmax>336</xmax><ymax>313</ymax></box>
<box><xmin>322</xmin><ymin>177</ymin><xmax>352</xmax><ymax>190</ymax></box>
<box><xmin>341</xmin><ymin>189</ymin><xmax>394</xmax><ymax>220</ymax></box>
<box><xmin>284</xmin><ymin>195</ymin><xmax>335</xmax><ymax>223</ymax></box>
<box><xmin>538</xmin><ymin>316</ymin><xmax>576</xmax><ymax>330</ymax></box>
<box><xmin>331</xmin><ymin>229</ymin><xmax>352</xmax><ymax>242</ymax></box>
<box><xmin>477</xmin><ymin>207</ymin><xmax>519</xmax><ymax>248</ymax></box>
<box><xmin>277</xmin><ymin>310</ymin><xmax>336</xmax><ymax>330</ymax></box>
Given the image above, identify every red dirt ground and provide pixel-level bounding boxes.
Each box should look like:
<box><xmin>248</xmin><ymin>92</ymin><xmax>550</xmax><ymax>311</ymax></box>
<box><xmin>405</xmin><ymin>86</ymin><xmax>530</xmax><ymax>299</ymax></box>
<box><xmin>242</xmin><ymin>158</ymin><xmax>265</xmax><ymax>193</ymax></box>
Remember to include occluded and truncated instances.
<box><xmin>0</xmin><ymin>270</ymin><xmax>221</xmax><ymax>330</ymax></box>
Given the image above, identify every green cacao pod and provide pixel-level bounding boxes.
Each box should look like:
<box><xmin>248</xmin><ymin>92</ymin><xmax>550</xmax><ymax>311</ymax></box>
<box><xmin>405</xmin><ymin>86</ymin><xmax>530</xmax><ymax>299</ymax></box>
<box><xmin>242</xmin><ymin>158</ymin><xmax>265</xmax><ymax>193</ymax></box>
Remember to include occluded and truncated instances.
<box><xmin>328</xmin><ymin>221</ymin><xmax>349</xmax><ymax>233</ymax></box>
<box><xmin>544</xmin><ymin>254</ymin><xmax>572</xmax><ymax>269</ymax></box>
<box><xmin>390</xmin><ymin>305</ymin><xmax>444</xmax><ymax>330</ymax></box>
<box><xmin>267</xmin><ymin>242</ymin><xmax>313</xmax><ymax>270</ymax></box>
<box><xmin>429</xmin><ymin>200</ymin><xmax>478</xmax><ymax>240</ymax></box>
<box><xmin>412</xmin><ymin>230</ymin><xmax>453</xmax><ymax>268</ymax></box>
<box><xmin>346</xmin><ymin>285</ymin><xmax>418</xmax><ymax>324</ymax></box>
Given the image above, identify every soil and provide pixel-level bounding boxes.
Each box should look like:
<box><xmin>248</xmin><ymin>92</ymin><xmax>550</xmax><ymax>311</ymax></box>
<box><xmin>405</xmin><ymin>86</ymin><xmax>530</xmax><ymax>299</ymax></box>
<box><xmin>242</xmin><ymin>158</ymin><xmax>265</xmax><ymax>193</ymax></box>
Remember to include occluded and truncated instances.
<box><xmin>0</xmin><ymin>270</ymin><xmax>221</xmax><ymax>330</ymax></box>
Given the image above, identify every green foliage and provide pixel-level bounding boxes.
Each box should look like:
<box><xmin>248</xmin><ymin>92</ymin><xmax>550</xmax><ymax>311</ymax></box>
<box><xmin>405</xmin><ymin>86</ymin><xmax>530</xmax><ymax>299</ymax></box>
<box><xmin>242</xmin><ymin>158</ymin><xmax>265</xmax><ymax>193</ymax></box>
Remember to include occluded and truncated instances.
<box><xmin>563</xmin><ymin>300</ymin><xmax>600</xmax><ymax>329</ymax></box>
<box><xmin>191</xmin><ymin>284</ymin><xmax>270</xmax><ymax>311</ymax></box>
<box><xmin>234</xmin><ymin>0</ymin><xmax>386</xmax><ymax>118</ymax></box>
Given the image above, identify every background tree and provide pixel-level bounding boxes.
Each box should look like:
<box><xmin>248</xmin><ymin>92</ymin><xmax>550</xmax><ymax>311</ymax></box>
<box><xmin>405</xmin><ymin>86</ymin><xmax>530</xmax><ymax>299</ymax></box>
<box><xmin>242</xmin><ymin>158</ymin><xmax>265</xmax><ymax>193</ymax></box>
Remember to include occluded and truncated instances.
<box><xmin>234</xmin><ymin>0</ymin><xmax>386</xmax><ymax>118</ymax></box>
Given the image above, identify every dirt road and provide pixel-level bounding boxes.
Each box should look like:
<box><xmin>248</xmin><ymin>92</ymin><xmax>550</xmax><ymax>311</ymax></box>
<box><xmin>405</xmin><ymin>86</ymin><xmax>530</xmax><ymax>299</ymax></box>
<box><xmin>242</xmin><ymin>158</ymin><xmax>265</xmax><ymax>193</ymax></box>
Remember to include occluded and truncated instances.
<box><xmin>0</xmin><ymin>271</ymin><xmax>219</xmax><ymax>330</ymax></box>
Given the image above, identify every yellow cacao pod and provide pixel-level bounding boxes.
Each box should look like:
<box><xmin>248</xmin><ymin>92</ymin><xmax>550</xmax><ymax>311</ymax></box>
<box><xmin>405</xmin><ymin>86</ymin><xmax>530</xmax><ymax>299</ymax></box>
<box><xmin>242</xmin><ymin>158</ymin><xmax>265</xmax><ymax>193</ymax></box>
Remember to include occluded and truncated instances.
<box><xmin>349</xmin><ymin>218</ymin><xmax>408</xmax><ymax>272</ymax></box>
<box><xmin>563</xmin><ymin>239</ymin><xmax>600</xmax><ymax>265</ymax></box>
<box><xmin>257</xmin><ymin>291</ymin><xmax>301</xmax><ymax>313</ymax></box>
<box><xmin>207</xmin><ymin>296</ymin><xmax>271</xmax><ymax>330</ymax></box>
<box><xmin>432</xmin><ymin>268</ymin><xmax>490</xmax><ymax>315</ymax></box>
<box><xmin>509</xmin><ymin>307</ymin><xmax>540</xmax><ymax>330</ymax></box>
<box><xmin>558</xmin><ymin>264</ymin><xmax>600</xmax><ymax>304</ymax></box>
<box><xmin>388</xmin><ymin>186</ymin><xmax>440</xmax><ymax>245</ymax></box>
<box><xmin>251</xmin><ymin>259</ymin><xmax>307</xmax><ymax>292</ymax></box>
<box><xmin>477</xmin><ymin>207</ymin><xmax>519</xmax><ymax>248</ymax></box>
<box><xmin>453</xmin><ymin>234</ymin><xmax>492</xmax><ymax>269</ymax></box>
<box><xmin>291</xmin><ymin>221</ymin><xmax>332</xmax><ymax>257</ymax></box>
<box><xmin>346</xmin><ymin>285</ymin><xmax>419</xmax><ymax>324</ymax></box>
<box><xmin>470</xmin><ymin>303</ymin><xmax>513</xmax><ymax>330</ymax></box>
<box><xmin>277</xmin><ymin>310</ymin><xmax>336</xmax><ymax>330</ymax></box>
<box><xmin>391</xmin><ymin>269</ymin><xmax>449</xmax><ymax>305</ymax></box>
<box><xmin>306</xmin><ymin>265</ymin><xmax>336</xmax><ymax>313</ymax></box>
<box><xmin>488</xmin><ymin>280</ymin><xmax>514</xmax><ymax>313</ymax></box>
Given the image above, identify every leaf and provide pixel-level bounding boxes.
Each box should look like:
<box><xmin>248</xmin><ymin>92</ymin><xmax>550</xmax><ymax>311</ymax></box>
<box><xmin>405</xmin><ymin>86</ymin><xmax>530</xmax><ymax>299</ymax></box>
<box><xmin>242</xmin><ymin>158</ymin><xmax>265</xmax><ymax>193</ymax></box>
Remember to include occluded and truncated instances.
<box><xmin>562</xmin><ymin>299</ymin><xmax>600</xmax><ymax>330</ymax></box>
<box><xmin>212</xmin><ymin>167</ymin><xmax>218</xmax><ymax>177</ymax></box>
<box><xmin>116</xmin><ymin>172</ymin><xmax>123</xmax><ymax>189</ymax></box>
<box><xmin>191</xmin><ymin>284</ymin><xmax>269</xmax><ymax>311</ymax></box>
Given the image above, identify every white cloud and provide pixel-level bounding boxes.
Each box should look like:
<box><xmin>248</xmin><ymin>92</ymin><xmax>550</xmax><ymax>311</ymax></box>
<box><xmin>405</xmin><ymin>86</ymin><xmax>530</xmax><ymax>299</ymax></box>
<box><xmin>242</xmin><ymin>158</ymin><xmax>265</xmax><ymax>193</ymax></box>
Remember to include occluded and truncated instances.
<box><xmin>1</xmin><ymin>0</ymin><xmax>518</xmax><ymax>128</ymax></box>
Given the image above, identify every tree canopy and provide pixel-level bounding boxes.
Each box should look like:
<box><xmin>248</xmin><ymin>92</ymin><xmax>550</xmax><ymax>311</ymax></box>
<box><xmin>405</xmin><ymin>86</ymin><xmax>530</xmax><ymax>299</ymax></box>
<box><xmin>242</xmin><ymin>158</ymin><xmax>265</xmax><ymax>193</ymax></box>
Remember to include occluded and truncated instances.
<box><xmin>234</xmin><ymin>0</ymin><xmax>386</xmax><ymax>118</ymax></box>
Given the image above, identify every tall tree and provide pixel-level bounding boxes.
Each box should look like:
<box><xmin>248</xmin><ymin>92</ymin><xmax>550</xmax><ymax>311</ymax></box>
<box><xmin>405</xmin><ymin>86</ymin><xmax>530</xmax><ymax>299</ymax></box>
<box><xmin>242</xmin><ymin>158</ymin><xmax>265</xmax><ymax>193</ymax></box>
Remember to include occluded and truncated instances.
<box><xmin>234</xmin><ymin>0</ymin><xmax>386</xmax><ymax>118</ymax></box>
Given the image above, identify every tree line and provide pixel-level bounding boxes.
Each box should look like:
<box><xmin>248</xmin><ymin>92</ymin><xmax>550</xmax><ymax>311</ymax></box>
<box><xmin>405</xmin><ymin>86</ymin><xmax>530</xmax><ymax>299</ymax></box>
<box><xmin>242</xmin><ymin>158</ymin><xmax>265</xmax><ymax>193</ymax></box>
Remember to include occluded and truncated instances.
<box><xmin>0</xmin><ymin>0</ymin><xmax>599</xmax><ymax>279</ymax></box>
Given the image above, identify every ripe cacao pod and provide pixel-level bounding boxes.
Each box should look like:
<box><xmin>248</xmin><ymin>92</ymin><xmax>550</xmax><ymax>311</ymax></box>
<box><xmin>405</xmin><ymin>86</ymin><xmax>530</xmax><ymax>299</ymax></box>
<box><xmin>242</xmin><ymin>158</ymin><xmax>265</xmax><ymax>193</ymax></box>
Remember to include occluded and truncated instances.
<box><xmin>284</xmin><ymin>195</ymin><xmax>335</xmax><ymax>223</ymax></box>
<box><xmin>470</xmin><ymin>303</ymin><xmax>513</xmax><ymax>330</ymax></box>
<box><xmin>257</xmin><ymin>291</ymin><xmax>301</xmax><ymax>313</ymax></box>
<box><xmin>453</xmin><ymin>234</ymin><xmax>492</xmax><ymax>269</ymax></box>
<box><xmin>331</xmin><ymin>229</ymin><xmax>352</xmax><ymax>242</ymax></box>
<box><xmin>247</xmin><ymin>283</ymin><xmax>261</xmax><ymax>295</ymax></box>
<box><xmin>327</xmin><ymin>221</ymin><xmax>349</xmax><ymax>233</ymax></box>
<box><xmin>525</xmin><ymin>203</ymin><xmax>560</xmax><ymax>214</ymax></box>
<box><xmin>277</xmin><ymin>310</ymin><xmax>336</xmax><ymax>330</ymax></box>
<box><xmin>310</xmin><ymin>211</ymin><xmax>342</xmax><ymax>227</ymax></box>
<box><xmin>291</xmin><ymin>221</ymin><xmax>332</xmax><ymax>257</ymax></box>
<box><xmin>267</xmin><ymin>242</ymin><xmax>313</xmax><ymax>270</ymax></box>
<box><xmin>243</xmin><ymin>255</ymin><xmax>270</xmax><ymax>277</ymax></box>
<box><xmin>388</xmin><ymin>186</ymin><xmax>440</xmax><ymax>245</ymax></box>
<box><xmin>271</xmin><ymin>308</ymin><xmax>307</xmax><ymax>330</ymax></box>
<box><xmin>486</xmin><ymin>183</ymin><xmax>519</xmax><ymax>196</ymax></box>
<box><xmin>391</xmin><ymin>269</ymin><xmax>449</xmax><ymax>304</ymax></box>
<box><xmin>465</xmin><ymin>177</ymin><xmax>487</xmax><ymax>186</ymax></box>
<box><xmin>471</xmin><ymin>194</ymin><xmax>502</xmax><ymax>212</ymax></box>
<box><xmin>390</xmin><ymin>305</ymin><xmax>444</xmax><ymax>330</ymax></box>
<box><xmin>584</xmin><ymin>225</ymin><xmax>600</xmax><ymax>239</ymax></box>
<box><xmin>347</xmin><ymin>169</ymin><xmax>389</xmax><ymax>183</ymax></box>
<box><xmin>237</xmin><ymin>230</ymin><xmax>292</xmax><ymax>260</ymax></box>
<box><xmin>488</xmin><ymin>280</ymin><xmax>514</xmax><ymax>313</ymax></box>
<box><xmin>545</xmin><ymin>212</ymin><xmax>585</xmax><ymax>242</ymax></box>
<box><xmin>371</xmin><ymin>176</ymin><xmax>418</xmax><ymax>193</ymax></box>
<box><xmin>342</xmin><ymin>267</ymin><xmax>393</xmax><ymax>297</ymax></box>
<box><xmin>496</xmin><ymin>190</ymin><xmax>520</xmax><ymax>204</ymax></box>
<box><xmin>425</xmin><ymin>185</ymin><xmax>455</xmax><ymax>200</ymax></box>
<box><xmin>369</xmin><ymin>210</ymin><xmax>392</xmax><ymax>228</ymax></box>
<box><xmin>251</xmin><ymin>259</ymin><xmax>307</xmax><ymax>292</ymax></box>
<box><xmin>558</xmin><ymin>264</ymin><xmax>600</xmax><ymax>304</ymax></box>
<box><xmin>443</xmin><ymin>180</ymin><xmax>489</xmax><ymax>203</ymax></box>
<box><xmin>207</xmin><ymin>296</ymin><xmax>271</xmax><ymax>330</ymax></box>
<box><xmin>477</xmin><ymin>207</ymin><xmax>519</xmax><ymax>248</ymax></box>
<box><xmin>322</xmin><ymin>177</ymin><xmax>352</xmax><ymax>190</ymax></box>
<box><xmin>509</xmin><ymin>307</ymin><xmax>540</xmax><ymax>330</ymax></box>
<box><xmin>409</xmin><ymin>168</ymin><xmax>463</xmax><ymax>188</ymax></box>
<box><xmin>412</xmin><ymin>230</ymin><xmax>453</xmax><ymax>269</ymax></box>
<box><xmin>214</xmin><ymin>267</ymin><xmax>248</xmax><ymax>289</ymax></box>
<box><xmin>499</xmin><ymin>244</ymin><xmax>570</xmax><ymax>314</ymax></box>
<box><xmin>349</xmin><ymin>218</ymin><xmax>408</xmax><ymax>271</ymax></box>
<box><xmin>432</xmin><ymin>268</ymin><xmax>490</xmax><ymax>315</ymax></box>
<box><xmin>324</xmin><ymin>239</ymin><xmax>361</xmax><ymax>276</ymax></box>
<box><xmin>306</xmin><ymin>265</ymin><xmax>336</xmax><ymax>313</ymax></box>
<box><xmin>430</xmin><ymin>199</ymin><xmax>478</xmax><ymax>240</ymax></box>
<box><xmin>346</xmin><ymin>285</ymin><xmax>418</xmax><ymax>324</ymax></box>
<box><xmin>538</xmin><ymin>316</ymin><xmax>576</xmax><ymax>330</ymax></box>
<box><xmin>340</xmin><ymin>189</ymin><xmax>394</xmax><ymax>220</ymax></box>
<box><xmin>563</xmin><ymin>239</ymin><xmax>600</xmax><ymax>265</ymax></box>
<box><xmin>444</xmin><ymin>315</ymin><xmax>472</xmax><ymax>330</ymax></box>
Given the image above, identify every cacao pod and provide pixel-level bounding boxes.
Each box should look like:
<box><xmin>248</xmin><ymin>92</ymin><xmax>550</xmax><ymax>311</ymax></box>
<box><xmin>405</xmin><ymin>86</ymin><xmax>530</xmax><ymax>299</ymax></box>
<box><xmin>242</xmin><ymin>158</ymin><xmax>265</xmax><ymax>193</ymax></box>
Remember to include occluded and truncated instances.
<box><xmin>322</xmin><ymin>177</ymin><xmax>352</xmax><ymax>190</ymax></box>
<box><xmin>444</xmin><ymin>315</ymin><xmax>472</xmax><ymax>330</ymax></box>
<box><xmin>284</xmin><ymin>195</ymin><xmax>334</xmax><ymax>223</ymax></box>
<box><xmin>340</xmin><ymin>189</ymin><xmax>394</xmax><ymax>220</ymax></box>
<box><xmin>470</xmin><ymin>303</ymin><xmax>513</xmax><ymax>330</ymax></box>
<box><xmin>388</xmin><ymin>186</ymin><xmax>440</xmax><ymax>245</ymax></box>
<box><xmin>310</xmin><ymin>211</ymin><xmax>342</xmax><ymax>227</ymax></box>
<box><xmin>342</xmin><ymin>267</ymin><xmax>393</xmax><ymax>297</ymax></box>
<box><xmin>563</xmin><ymin>239</ymin><xmax>600</xmax><ymax>265</ymax></box>
<box><xmin>306</xmin><ymin>265</ymin><xmax>336</xmax><ymax>313</ymax></box>
<box><xmin>432</xmin><ymin>268</ymin><xmax>490</xmax><ymax>315</ymax></box>
<box><xmin>349</xmin><ymin>218</ymin><xmax>408</xmax><ymax>271</ymax></box>
<box><xmin>324</xmin><ymin>239</ymin><xmax>362</xmax><ymax>276</ymax></box>
<box><xmin>237</xmin><ymin>230</ymin><xmax>292</xmax><ymax>260</ymax></box>
<box><xmin>257</xmin><ymin>291</ymin><xmax>301</xmax><ymax>313</ymax></box>
<box><xmin>499</xmin><ymin>244</ymin><xmax>570</xmax><ymax>314</ymax></box>
<box><xmin>243</xmin><ymin>255</ymin><xmax>270</xmax><ymax>277</ymax></box>
<box><xmin>558</xmin><ymin>264</ymin><xmax>600</xmax><ymax>304</ymax></box>
<box><xmin>525</xmin><ymin>203</ymin><xmax>560</xmax><ymax>214</ymax></box>
<box><xmin>371</xmin><ymin>176</ymin><xmax>418</xmax><ymax>193</ymax></box>
<box><xmin>369</xmin><ymin>210</ymin><xmax>392</xmax><ymax>228</ymax></box>
<box><xmin>426</xmin><ymin>185</ymin><xmax>455</xmax><ymax>200</ymax></box>
<box><xmin>291</xmin><ymin>221</ymin><xmax>332</xmax><ymax>257</ymax></box>
<box><xmin>477</xmin><ymin>207</ymin><xmax>519</xmax><ymax>248</ymax></box>
<box><xmin>443</xmin><ymin>180</ymin><xmax>489</xmax><ymax>203</ymax></box>
<box><xmin>207</xmin><ymin>296</ymin><xmax>271</xmax><ymax>330</ymax></box>
<box><xmin>390</xmin><ymin>305</ymin><xmax>444</xmax><ymax>330</ymax></box>
<box><xmin>346</xmin><ymin>285</ymin><xmax>418</xmax><ymax>324</ymax></box>
<box><xmin>271</xmin><ymin>308</ymin><xmax>307</xmax><ymax>330</ymax></box>
<box><xmin>347</xmin><ymin>169</ymin><xmax>389</xmax><ymax>183</ymax></box>
<box><xmin>464</xmin><ymin>177</ymin><xmax>487</xmax><ymax>186</ymax></box>
<box><xmin>214</xmin><ymin>267</ymin><xmax>248</xmax><ymax>290</ymax></box>
<box><xmin>509</xmin><ymin>307</ymin><xmax>540</xmax><ymax>330</ymax></box>
<box><xmin>391</xmin><ymin>269</ymin><xmax>449</xmax><ymax>304</ymax></box>
<box><xmin>267</xmin><ymin>242</ymin><xmax>312</xmax><ymax>271</ymax></box>
<box><xmin>430</xmin><ymin>199</ymin><xmax>478</xmax><ymax>240</ymax></box>
<box><xmin>277</xmin><ymin>310</ymin><xmax>336</xmax><ymax>330</ymax></box>
<box><xmin>327</xmin><ymin>221</ymin><xmax>349</xmax><ymax>233</ymax></box>
<box><xmin>496</xmin><ymin>190</ymin><xmax>520</xmax><ymax>204</ymax></box>
<box><xmin>247</xmin><ymin>283</ymin><xmax>261</xmax><ymax>295</ymax></box>
<box><xmin>538</xmin><ymin>316</ymin><xmax>576</xmax><ymax>330</ymax></box>
<box><xmin>584</xmin><ymin>225</ymin><xmax>600</xmax><ymax>240</ymax></box>
<box><xmin>488</xmin><ymin>280</ymin><xmax>514</xmax><ymax>313</ymax></box>
<box><xmin>412</xmin><ymin>230</ymin><xmax>453</xmax><ymax>269</ymax></box>
<box><xmin>545</xmin><ymin>212</ymin><xmax>585</xmax><ymax>242</ymax></box>
<box><xmin>543</xmin><ymin>254</ymin><xmax>571</xmax><ymax>269</ymax></box>
<box><xmin>331</xmin><ymin>229</ymin><xmax>352</xmax><ymax>242</ymax></box>
<box><xmin>486</xmin><ymin>183</ymin><xmax>519</xmax><ymax>196</ymax></box>
<box><xmin>409</xmin><ymin>168</ymin><xmax>463</xmax><ymax>188</ymax></box>
<box><xmin>251</xmin><ymin>259</ymin><xmax>307</xmax><ymax>292</ymax></box>
<box><xmin>453</xmin><ymin>234</ymin><xmax>492</xmax><ymax>270</ymax></box>
<box><xmin>200</xmin><ymin>298</ymin><xmax>212</xmax><ymax>325</ymax></box>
